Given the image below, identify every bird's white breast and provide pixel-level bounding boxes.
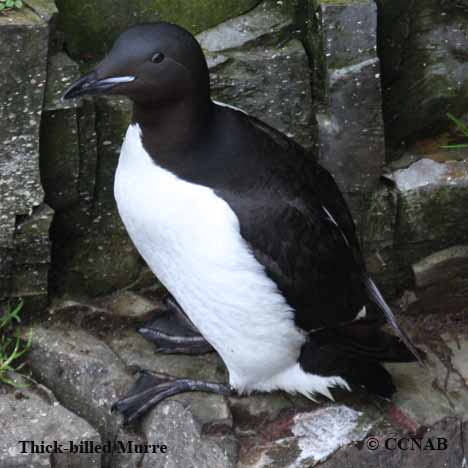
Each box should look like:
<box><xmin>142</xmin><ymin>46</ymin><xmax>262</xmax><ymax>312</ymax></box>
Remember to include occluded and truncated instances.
<box><xmin>114</xmin><ymin>124</ymin><xmax>305</xmax><ymax>390</ymax></box>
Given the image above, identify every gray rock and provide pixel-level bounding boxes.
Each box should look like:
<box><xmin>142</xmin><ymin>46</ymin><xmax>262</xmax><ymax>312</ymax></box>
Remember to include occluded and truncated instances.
<box><xmin>198</xmin><ymin>1</ymin><xmax>315</xmax><ymax>150</ymax></box>
<box><xmin>318</xmin><ymin>417</ymin><xmax>465</xmax><ymax>468</ymax></box>
<box><xmin>0</xmin><ymin>1</ymin><xmax>56</xmax><ymax>306</ymax></box>
<box><xmin>27</xmin><ymin>325</ymin><xmax>137</xmax><ymax>468</ymax></box>
<box><xmin>197</xmin><ymin>1</ymin><xmax>292</xmax><ymax>54</ymax></box>
<box><xmin>56</xmin><ymin>0</ymin><xmax>261</xmax><ymax>60</ymax></box>
<box><xmin>26</xmin><ymin>314</ymin><xmax>236</xmax><ymax>467</ymax></box>
<box><xmin>9</xmin><ymin>204</ymin><xmax>54</xmax><ymax>300</ymax></box>
<box><xmin>237</xmin><ymin>404</ymin><xmax>379</xmax><ymax>468</ymax></box>
<box><xmin>228</xmin><ymin>392</ymin><xmax>295</xmax><ymax>433</ymax></box>
<box><xmin>96</xmin><ymin>290</ymin><xmax>160</xmax><ymax>321</ymax></box>
<box><xmin>44</xmin><ymin>94</ymin><xmax>145</xmax><ymax>297</ymax></box>
<box><xmin>363</xmin><ymin>158</ymin><xmax>468</xmax><ymax>296</ymax></box>
<box><xmin>0</xmin><ymin>379</ymin><xmax>100</xmax><ymax>468</ymax></box>
<box><xmin>40</xmin><ymin>52</ymin><xmax>146</xmax><ymax>298</ymax></box>
<box><xmin>109</xmin><ymin>330</ymin><xmax>227</xmax><ymax>383</ymax></box>
<box><xmin>140</xmin><ymin>399</ymin><xmax>238</xmax><ymax>468</ymax></box>
<box><xmin>412</xmin><ymin>245</ymin><xmax>468</xmax><ymax>289</ymax></box>
<box><xmin>387</xmin><ymin>349</ymin><xmax>468</xmax><ymax>428</ymax></box>
<box><xmin>392</xmin><ymin>159</ymin><xmax>468</xmax><ymax>246</ymax></box>
<box><xmin>111</xmin><ymin>427</ymin><xmax>146</xmax><ymax>468</ymax></box>
<box><xmin>362</xmin><ymin>183</ymin><xmax>401</xmax><ymax>297</ymax></box>
<box><xmin>307</xmin><ymin>0</ymin><xmax>385</xmax><ymax>226</ymax></box>
<box><xmin>442</xmin><ymin>334</ymin><xmax>468</xmax><ymax>390</ymax></box>
<box><xmin>20</xmin><ymin>292</ymin><xmax>468</xmax><ymax>467</ymax></box>
<box><xmin>376</xmin><ymin>0</ymin><xmax>468</xmax><ymax>155</ymax></box>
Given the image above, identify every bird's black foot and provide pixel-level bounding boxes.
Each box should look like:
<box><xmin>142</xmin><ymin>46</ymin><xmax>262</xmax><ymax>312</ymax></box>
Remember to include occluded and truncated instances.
<box><xmin>138</xmin><ymin>296</ymin><xmax>213</xmax><ymax>354</ymax></box>
<box><xmin>112</xmin><ymin>370</ymin><xmax>233</xmax><ymax>423</ymax></box>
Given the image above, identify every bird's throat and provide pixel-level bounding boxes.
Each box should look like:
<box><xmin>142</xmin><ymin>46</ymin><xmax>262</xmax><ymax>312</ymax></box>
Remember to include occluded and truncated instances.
<box><xmin>132</xmin><ymin>96</ymin><xmax>213</xmax><ymax>154</ymax></box>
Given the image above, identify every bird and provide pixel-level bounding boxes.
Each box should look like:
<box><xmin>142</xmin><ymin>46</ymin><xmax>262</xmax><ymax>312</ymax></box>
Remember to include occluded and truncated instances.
<box><xmin>63</xmin><ymin>22</ymin><xmax>423</xmax><ymax>423</ymax></box>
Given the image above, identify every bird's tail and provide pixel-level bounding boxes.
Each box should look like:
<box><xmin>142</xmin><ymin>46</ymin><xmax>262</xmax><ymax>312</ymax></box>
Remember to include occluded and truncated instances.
<box><xmin>301</xmin><ymin>323</ymin><xmax>423</xmax><ymax>398</ymax></box>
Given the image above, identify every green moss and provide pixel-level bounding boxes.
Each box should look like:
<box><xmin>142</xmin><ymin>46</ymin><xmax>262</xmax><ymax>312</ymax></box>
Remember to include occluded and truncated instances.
<box><xmin>56</xmin><ymin>0</ymin><xmax>261</xmax><ymax>60</ymax></box>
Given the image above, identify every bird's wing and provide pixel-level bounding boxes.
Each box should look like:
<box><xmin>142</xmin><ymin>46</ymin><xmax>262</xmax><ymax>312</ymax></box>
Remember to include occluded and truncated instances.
<box><xmin>214</xmin><ymin>114</ymin><xmax>369</xmax><ymax>331</ymax></box>
<box><xmin>215</xmin><ymin>112</ymin><xmax>422</xmax><ymax>361</ymax></box>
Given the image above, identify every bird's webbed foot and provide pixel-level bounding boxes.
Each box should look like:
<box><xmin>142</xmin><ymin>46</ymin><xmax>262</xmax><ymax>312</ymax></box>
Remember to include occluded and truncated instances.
<box><xmin>138</xmin><ymin>297</ymin><xmax>213</xmax><ymax>354</ymax></box>
<box><xmin>138</xmin><ymin>296</ymin><xmax>213</xmax><ymax>354</ymax></box>
<box><xmin>112</xmin><ymin>370</ymin><xmax>233</xmax><ymax>423</ymax></box>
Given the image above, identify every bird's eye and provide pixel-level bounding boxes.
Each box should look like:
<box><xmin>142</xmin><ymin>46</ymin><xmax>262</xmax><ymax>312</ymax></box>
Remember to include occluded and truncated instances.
<box><xmin>151</xmin><ymin>52</ymin><xmax>164</xmax><ymax>64</ymax></box>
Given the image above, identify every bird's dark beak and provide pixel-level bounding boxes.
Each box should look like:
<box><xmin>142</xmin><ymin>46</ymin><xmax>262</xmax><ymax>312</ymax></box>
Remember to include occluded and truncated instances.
<box><xmin>62</xmin><ymin>70</ymin><xmax>136</xmax><ymax>100</ymax></box>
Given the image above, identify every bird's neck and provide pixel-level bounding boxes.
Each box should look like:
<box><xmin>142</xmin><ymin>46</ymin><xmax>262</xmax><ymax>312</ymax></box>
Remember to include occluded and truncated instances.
<box><xmin>132</xmin><ymin>95</ymin><xmax>213</xmax><ymax>153</ymax></box>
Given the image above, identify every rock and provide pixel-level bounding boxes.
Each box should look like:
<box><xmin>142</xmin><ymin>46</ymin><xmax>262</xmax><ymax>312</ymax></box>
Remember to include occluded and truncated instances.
<box><xmin>412</xmin><ymin>245</ymin><xmax>468</xmax><ymax>289</ymax></box>
<box><xmin>67</xmin><ymin>96</ymin><xmax>143</xmax><ymax>296</ymax></box>
<box><xmin>197</xmin><ymin>1</ymin><xmax>292</xmax><ymax>54</ymax></box>
<box><xmin>362</xmin><ymin>183</ymin><xmax>401</xmax><ymax>297</ymax></box>
<box><xmin>27</xmin><ymin>325</ymin><xmax>132</xmax><ymax>429</ymax></box>
<box><xmin>112</xmin><ymin>428</ymin><xmax>147</xmax><ymax>468</ymax></box>
<box><xmin>198</xmin><ymin>1</ymin><xmax>315</xmax><ymax>150</ymax></box>
<box><xmin>442</xmin><ymin>334</ymin><xmax>468</xmax><ymax>389</ymax></box>
<box><xmin>386</xmin><ymin>349</ymin><xmax>468</xmax><ymax>428</ymax></box>
<box><xmin>26</xmin><ymin>314</ymin><xmax>236</xmax><ymax>467</ymax></box>
<box><xmin>318</xmin><ymin>417</ymin><xmax>465</xmax><ymax>468</ymax></box>
<box><xmin>363</xmin><ymin>158</ymin><xmax>468</xmax><ymax>296</ymax></box>
<box><xmin>141</xmin><ymin>399</ymin><xmax>238</xmax><ymax>468</ymax></box>
<box><xmin>42</xmin><ymin>92</ymin><xmax>145</xmax><ymax>297</ymax></box>
<box><xmin>392</xmin><ymin>159</ymin><xmax>468</xmax><ymax>246</ymax></box>
<box><xmin>27</xmin><ymin>325</ymin><xmax>137</xmax><ymax>468</ymax></box>
<box><xmin>96</xmin><ymin>290</ymin><xmax>160</xmax><ymax>321</ymax></box>
<box><xmin>376</xmin><ymin>0</ymin><xmax>468</xmax><ymax>155</ymax></box>
<box><xmin>229</xmin><ymin>392</ymin><xmax>295</xmax><ymax>433</ymax></box>
<box><xmin>0</xmin><ymin>378</ymin><xmax>100</xmax><ymax>468</ymax></box>
<box><xmin>18</xmin><ymin>289</ymin><xmax>468</xmax><ymax>467</ymax></box>
<box><xmin>55</xmin><ymin>0</ymin><xmax>262</xmax><ymax>60</ymax></box>
<box><xmin>0</xmin><ymin>1</ymin><xmax>56</xmax><ymax>308</ymax></box>
<box><xmin>237</xmin><ymin>404</ymin><xmax>379</xmax><ymax>468</ymax></box>
<box><xmin>39</xmin><ymin>59</ymin><xmax>164</xmax><ymax>298</ymax></box>
<box><xmin>9</xmin><ymin>205</ymin><xmax>54</xmax><ymax>301</ymax></box>
<box><xmin>26</xmin><ymin>298</ymin><xmax>239</xmax><ymax>466</ymax></box>
<box><xmin>109</xmin><ymin>330</ymin><xmax>227</xmax><ymax>384</ymax></box>
<box><xmin>306</xmin><ymin>0</ymin><xmax>385</xmax><ymax>226</ymax></box>
<box><xmin>40</xmin><ymin>52</ymin><xmax>82</xmax><ymax>211</ymax></box>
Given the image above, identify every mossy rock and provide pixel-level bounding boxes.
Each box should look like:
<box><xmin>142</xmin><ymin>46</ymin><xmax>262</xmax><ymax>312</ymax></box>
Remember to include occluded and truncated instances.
<box><xmin>56</xmin><ymin>0</ymin><xmax>262</xmax><ymax>60</ymax></box>
<box><xmin>392</xmin><ymin>159</ymin><xmax>468</xmax><ymax>246</ymax></box>
<box><xmin>376</xmin><ymin>0</ymin><xmax>468</xmax><ymax>155</ymax></box>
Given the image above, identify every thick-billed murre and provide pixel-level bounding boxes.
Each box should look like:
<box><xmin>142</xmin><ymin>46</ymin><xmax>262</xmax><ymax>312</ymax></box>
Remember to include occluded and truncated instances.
<box><xmin>64</xmin><ymin>22</ymin><xmax>423</xmax><ymax>422</ymax></box>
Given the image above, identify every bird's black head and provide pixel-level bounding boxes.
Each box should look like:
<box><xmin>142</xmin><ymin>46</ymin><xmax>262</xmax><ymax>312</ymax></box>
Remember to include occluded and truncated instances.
<box><xmin>63</xmin><ymin>22</ymin><xmax>210</xmax><ymax>106</ymax></box>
